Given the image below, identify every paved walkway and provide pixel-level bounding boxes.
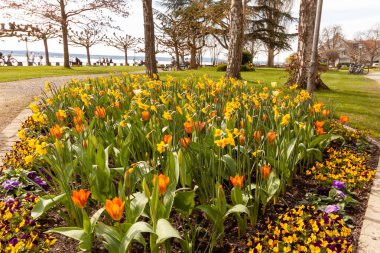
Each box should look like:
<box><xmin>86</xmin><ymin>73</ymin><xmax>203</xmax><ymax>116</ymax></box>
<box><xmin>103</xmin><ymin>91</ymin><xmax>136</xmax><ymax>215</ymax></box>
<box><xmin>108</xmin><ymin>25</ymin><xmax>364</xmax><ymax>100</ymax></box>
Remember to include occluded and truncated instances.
<box><xmin>0</xmin><ymin>74</ymin><xmax>110</xmax><ymax>164</ymax></box>
<box><xmin>358</xmin><ymin>73</ymin><xmax>380</xmax><ymax>252</ymax></box>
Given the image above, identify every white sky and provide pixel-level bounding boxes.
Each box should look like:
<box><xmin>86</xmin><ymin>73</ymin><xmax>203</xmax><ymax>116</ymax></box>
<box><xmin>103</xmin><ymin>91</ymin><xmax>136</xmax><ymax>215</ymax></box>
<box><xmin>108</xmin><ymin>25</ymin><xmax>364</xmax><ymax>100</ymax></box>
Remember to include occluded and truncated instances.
<box><xmin>1</xmin><ymin>0</ymin><xmax>380</xmax><ymax>61</ymax></box>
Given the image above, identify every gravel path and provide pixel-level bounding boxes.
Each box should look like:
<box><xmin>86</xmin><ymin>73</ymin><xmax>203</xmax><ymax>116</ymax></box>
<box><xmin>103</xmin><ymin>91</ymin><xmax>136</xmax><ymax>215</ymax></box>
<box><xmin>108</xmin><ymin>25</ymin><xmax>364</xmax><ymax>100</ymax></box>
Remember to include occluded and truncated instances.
<box><xmin>0</xmin><ymin>74</ymin><xmax>110</xmax><ymax>133</ymax></box>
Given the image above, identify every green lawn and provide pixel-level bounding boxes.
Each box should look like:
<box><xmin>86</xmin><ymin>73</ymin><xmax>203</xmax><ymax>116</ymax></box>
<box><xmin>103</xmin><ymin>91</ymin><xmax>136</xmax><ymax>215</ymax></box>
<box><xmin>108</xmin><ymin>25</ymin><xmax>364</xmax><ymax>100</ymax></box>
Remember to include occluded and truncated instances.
<box><xmin>318</xmin><ymin>71</ymin><xmax>380</xmax><ymax>139</ymax></box>
<box><xmin>0</xmin><ymin>66</ymin><xmax>144</xmax><ymax>82</ymax></box>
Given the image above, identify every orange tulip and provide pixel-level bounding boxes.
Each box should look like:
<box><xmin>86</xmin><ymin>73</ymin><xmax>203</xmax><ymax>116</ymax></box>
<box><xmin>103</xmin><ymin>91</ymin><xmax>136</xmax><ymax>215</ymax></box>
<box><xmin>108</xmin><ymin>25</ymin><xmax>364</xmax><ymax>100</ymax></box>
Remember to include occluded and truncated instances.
<box><xmin>105</xmin><ymin>197</ymin><xmax>125</xmax><ymax>221</ymax></box>
<box><xmin>55</xmin><ymin>110</ymin><xmax>67</xmax><ymax>121</ymax></box>
<box><xmin>153</xmin><ymin>174</ymin><xmax>170</xmax><ymax>195</ymax></box>
<box><xmin>71</xmin><ymin>189</ymin><xmax>91</xmax><ymax>209</ymax></box>
<box><xmin>194</xmin><ymin>121</ymin><xmax>206</xmax><ymax>132</ymax></box>
<box><xmin>339</xmin><ymin>115</ymin><xmax>349</xmax><ymax>124</ymax></box>
<box><xmin>184</xmin><ymin>122</ymin><xmax>193</xmax><ymax>134</ymax></box>
<box><xmin>322</xmin><ymin>109</ymin><xmax>330</xmax><ymax>117</ymax></box>
<box><xmin>262</xmin><ymin>114</ymin><xmax>268</xmax><ymax>121</ymax></box>
<box><xmin>316</xmin><ymin>127</ymin><xmax>325</xmax><ymax>136</ymax></box>
<box><xmin>239</xmin><ymin>135</ymin><xmax>245</xmax><ymax>145</ymax></box>
<box><xmin>73</xmin><ymin>107</ymin><xmax>83</xmax><ymax>117</ymax></box>
<box><xmin>94</xmin><ymin>106</ymin><xmax>106</xmax><ymax>119</ymax></box>
<box><xmin>253</xmin><ymin>131</ymin><xmax>261</xmax><ymax>142</ymax></box>
<box><xmin>163</xmin><ymin>134</ymin><xmax>172</xmax><ymax>144</ymax></box>
<box><xmin>141</xmin><ymin>110</ymin><xmax>150</xmax><ymax>121</ymax></box>
<box><xmin>74</xmin><ymin>123</ymin><xmax>84</xmax><ymax>133</ymax></box>
<box><xmin>50</xmin><ymin>124</ymin><xmax>63</xmax><ymax>139</ymax></box>
<box><xmin>230</xmin><ymin>175</ymin><xmax>244</xmax><ymax>189</ymax></box>
<box><xmin>267</xmin><ymin>131</ymin><xmax>276</xmax><ymax>144</ymax></box>
<box><xmin>261</xmin><ymin>165</ymin><xmax>271</xmax><ymax>180</ymax></box>
<box><xmin>314</xmin><ymin>121</ymin><xmax>324</xmax><ymax>129</ymax></box>
<box><xmin>180</xmin><ymin>137</ymin><xmax>191</xmax><ymax>148</ymax></box>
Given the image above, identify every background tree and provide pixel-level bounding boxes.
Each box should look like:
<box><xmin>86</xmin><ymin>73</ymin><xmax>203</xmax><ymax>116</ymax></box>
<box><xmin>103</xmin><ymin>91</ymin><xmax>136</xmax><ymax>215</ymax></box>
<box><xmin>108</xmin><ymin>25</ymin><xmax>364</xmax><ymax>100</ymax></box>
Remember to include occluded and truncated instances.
<box><xmin>246</xmin><ymin>0</ymin><xmax>295</xmax><ymax>67</ymax></box>
<box><xmin>319</xmin><ymin>25</ymin><xmax>345</xmax><ymax>67</ymax></box>
<box><xmin>142</xmin><ymin>0</ymin><xmax>158</xmax><ymax>77</ymax></box>
<box><xmin>69</xmin><ymin>22</ymin><xmax>105</xmax><ymax>65</ymax></box>
<box><xmin>105</xmin><ymin>33</ymin><xmax>141</xmax><ymax>66</ymax></box>
<box><xmin>4</xmin><ymin>0</ymin><xmax>129</xmax><ymax>68</ymax></box>
<box><xmin>155</xmin><ymin>11</ymin><xmax>187</xmax><ymax>70</ymax></box>
<box><xmin>359</xmin><ymin>25</ymin><xmax>380</xmax><ymax>66</ymax></box>
<box><xmin>26</xmin><ymin>24</ymin><xmax>58</xmax><ymax>66</ymax></box>
<box><xmin>226</xmin><ymin>0</ymin><xmax>244</xmax><ymax>79</ymax></box>
<box><xmin>286</xmin><ymin>0</ymin><xmax>328</xmax><ymax>90</ymax></box>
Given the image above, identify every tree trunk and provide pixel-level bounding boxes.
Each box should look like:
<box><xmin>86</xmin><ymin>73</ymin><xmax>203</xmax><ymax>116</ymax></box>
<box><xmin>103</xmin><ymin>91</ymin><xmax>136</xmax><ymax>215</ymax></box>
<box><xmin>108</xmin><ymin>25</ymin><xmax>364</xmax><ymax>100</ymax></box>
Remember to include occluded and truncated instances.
<box><xmin>142</xmin><ymin>0</ymin><xmax>158</xmax><ymax>78</ymax></box>
<box><xmin>86</xmin><ymin>46</ymin><xmax>91</xmax><ymax>66</ymax></box>
<box><xmin>124</xmin><ymin>47</ymin><xmax>128</xmax><ymax>65</ymax></box>
<box><xmin>43</xmin><ymin>38</ymin><xmax>50</xmax><ymax>66</ymax></box>
<box><xmin>286</xmin><ymin>0</ymin><xmax>328</xmax><ymax>90</ymax></box>
<box><xmin>174</xmin><ymin>43</ymin><xmax>180</xmax><ymax>70</ymax></box>
<box><xmin>226</xmin><ymin>0</ymin><xmax>244</xmax><ymax>79</ymax></box>
<box><xmin>189</xmin><ymin>36</ymin><xmax>197</xmax><ymax>69</ymax></box>
<box><xmin>59</xmin><ymin>0</ymin><xmax>70</xmax><ymax>68</ymax></box>
<box><xmin>267</xmin><ymin>47</ymin><xmax>275</xmax><ymax>67</ymax></box>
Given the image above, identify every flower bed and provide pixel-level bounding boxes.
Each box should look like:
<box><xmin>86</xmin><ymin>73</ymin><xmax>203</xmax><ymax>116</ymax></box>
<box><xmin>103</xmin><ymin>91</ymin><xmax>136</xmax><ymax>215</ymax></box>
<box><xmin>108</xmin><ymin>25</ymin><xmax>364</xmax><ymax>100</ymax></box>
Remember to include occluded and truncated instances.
<box><xmin>0</xmin><ymin>74</ymin><xmax>377</xmax><ymax>252</ymax></box>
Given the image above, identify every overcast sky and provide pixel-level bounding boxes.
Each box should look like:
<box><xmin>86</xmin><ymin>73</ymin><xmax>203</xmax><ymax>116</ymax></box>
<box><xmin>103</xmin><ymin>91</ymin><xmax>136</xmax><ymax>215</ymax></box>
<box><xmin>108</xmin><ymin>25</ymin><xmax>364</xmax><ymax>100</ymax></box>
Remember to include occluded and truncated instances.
<box><xmin>1</xmin><ymin>0</ymin><xmax>379</xmax><ymax>61</ymax></box>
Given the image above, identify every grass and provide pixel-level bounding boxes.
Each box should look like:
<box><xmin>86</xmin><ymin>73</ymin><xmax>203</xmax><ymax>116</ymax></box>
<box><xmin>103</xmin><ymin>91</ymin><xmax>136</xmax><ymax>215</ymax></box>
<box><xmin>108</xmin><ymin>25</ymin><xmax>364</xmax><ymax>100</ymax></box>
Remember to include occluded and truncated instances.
<box><xmin>0</xmin><ymin>66</ymin><xmax>144</xmax><ymax>82</ymax></box>
<box><xmin>318</xmin><ymin>71</ymin><xmax>380</xmax><ymax>139</ymax></box>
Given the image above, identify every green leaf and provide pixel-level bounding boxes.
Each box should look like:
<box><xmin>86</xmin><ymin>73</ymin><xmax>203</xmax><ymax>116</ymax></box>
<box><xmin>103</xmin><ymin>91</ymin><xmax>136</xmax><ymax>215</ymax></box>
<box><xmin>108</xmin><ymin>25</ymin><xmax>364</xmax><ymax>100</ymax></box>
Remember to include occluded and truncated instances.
<box><xmin>47</xmin><ymin>227</ymin><xmax>91</xmax><ymax>251</ymax></box>
<box><xmin>119</xmin><ymin>221</ymin><xmax>154</xmax><ymax>253</ymax></box>
<box><xmin>173</xmin><ymin>190</ymin><xmax>196</xmax><ymax>215</ymax></box>
<box><xmin>287</xmin><ymin>138</ymin><xmax>297</xmax><ymax>160</ymax></box>
<box><xmin>309</xmin><ymin>134</ymin><xmax>331</xmax><ymax>148</ymax></box>
<box><xmin>130</xmin><ymin>192</ymin><xmax>148</xmax><ymax>223</ymax></box>
<box><xmin>31</xmin><ymin>193</ymin><xmax>66</xmax><ymax>219</ymax></box>
<box><xmin>156</xmin><ymin>219</ymin><xmax>182</xmax><ymax>245</ymax></box>
<box><xmin>197</xmin><ymin>205</ymin><xmax>221</xmax><ymax>226</ymax></box>
<box><xmin>224</xmin><ymin>204</ymin><xmax>250</xmax><ymax>218</ymax></box>
<box><xmin>95</xmin><ymin>222</ymin><xmax>120</xmax><ymax>252</ymax></box>
<box><xmin>90</xmin><ymin>208</ymin><xmax>105</xmax><ymax>228</ymax></box>
<box><xmin>221</xmin><ymin>154</ymin><xmax>237</xmax><ymax>175</ymax></box>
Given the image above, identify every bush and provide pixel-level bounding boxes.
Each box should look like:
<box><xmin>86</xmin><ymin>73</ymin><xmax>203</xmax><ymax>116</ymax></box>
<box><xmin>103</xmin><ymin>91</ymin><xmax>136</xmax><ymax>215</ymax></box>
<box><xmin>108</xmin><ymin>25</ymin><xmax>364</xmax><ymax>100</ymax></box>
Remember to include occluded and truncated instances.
<box><xmin>216</xmin><ymin>64</ymin><xmax>227</xmax><ymax>71</ymax></box>
<box><xmin>242</xmin><ymin>51</ymin><xmax>253</xmax><ymax>65</ymax></box>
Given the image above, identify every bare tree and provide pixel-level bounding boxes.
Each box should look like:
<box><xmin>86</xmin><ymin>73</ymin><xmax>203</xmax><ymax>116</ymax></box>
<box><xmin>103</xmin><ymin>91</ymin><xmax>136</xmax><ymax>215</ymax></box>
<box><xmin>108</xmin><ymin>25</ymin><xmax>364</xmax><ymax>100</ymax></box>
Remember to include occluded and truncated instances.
<box><xmin>105</xmin><ymin>33</ymin><xmax>141</xmax><ymax>66</ymax></box>
<box><xmin>4</xmin><ymin>0</ymin><xmax>129</xmax><ymax>68</ymax></box>
<box><xmin>26</xmin><ymin>24</ymin><xmax>58</xmax><ymax>66</ymax></box>
<box><xmin>69</xmin><ymin>22</ymin><xmax>105</xmax><ymax>65</ymax></box>
<box><xmin>320</xmin><ymin>25</ymin><xmax>344</xmax><ymax>50</ymax></box>
<box><xmin>360</xmin><ymin>25</ymin><xmax>380</xmax><ymax>66</ymax></box>
<box><xmin>155</xmin><ymin>11</ymin><xmax>187</xmax><ymax>70</ymax></box>
<box><xmin>226</xmin><ymin>0</ymin><xmax>244</xmax><ymax>79</ymax></box>
<box><xmin>142</xmin><ymin>0</ymin><xmax>158</xmax><ymax>78</ymax></box>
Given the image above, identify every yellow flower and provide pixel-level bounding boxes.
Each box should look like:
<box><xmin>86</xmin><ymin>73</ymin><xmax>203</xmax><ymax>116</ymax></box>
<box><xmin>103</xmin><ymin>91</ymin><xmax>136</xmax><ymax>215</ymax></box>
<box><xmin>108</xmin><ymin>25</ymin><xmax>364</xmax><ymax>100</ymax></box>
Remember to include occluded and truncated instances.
<box><xmin>215</xmin><ymin>129</ymin><xmax>223</xmax><ymax>137</ymax></box>
<box><xmin>29</xmin><ymin>103</ymin><xmax>40</xmax><ymax>113</ymax></box>
<box><xmin>281</xmin><ymin>114</ymin><xmax>291</xmax><ymax>126</ymax></box>
<box><xmin>157</xmin><ymin>141</ymin><xmax>167</xmax><ymax>154</ymax></box>
<box><xmin>24</xmin><ymin>155</ymin><xmax>34</xmax><ymax>165</ymax></box>
<box><xmin>176</xmin><ymin>106</ymin><xmax>183</xmax><ymax>115</ymax></box>
<box><xmin>35</xmin><ymin>142</ymin><xmax>47</xmax><ymax>156</ymax></box>
<box><xmin>163</xmin><ymin>111</ymin><xmax>172</xmax><ymax>121</ymax></box>
<box><xmin>17</xmin><ymin>130</ymin><xmax>27</xmax><ymax>140</ymax></box>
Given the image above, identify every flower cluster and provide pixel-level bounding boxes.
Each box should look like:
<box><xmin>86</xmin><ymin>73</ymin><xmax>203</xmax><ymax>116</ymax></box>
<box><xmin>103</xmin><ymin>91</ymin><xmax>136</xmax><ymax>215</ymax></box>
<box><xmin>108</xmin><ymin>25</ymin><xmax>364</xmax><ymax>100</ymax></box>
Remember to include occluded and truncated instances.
<box><xmin>0</xmin><ymin>194</ymin><xmax>56</xmax><ymax>252</ymax></box>
<box><xmin>248</xmin><ymin>205</ymin><xmax>353</xmax><ymax>253</ymax></box>
<box><xmin>306</xmin><ymin>147</ymin><xmax>376</xmax><ymax>190</ymax></box>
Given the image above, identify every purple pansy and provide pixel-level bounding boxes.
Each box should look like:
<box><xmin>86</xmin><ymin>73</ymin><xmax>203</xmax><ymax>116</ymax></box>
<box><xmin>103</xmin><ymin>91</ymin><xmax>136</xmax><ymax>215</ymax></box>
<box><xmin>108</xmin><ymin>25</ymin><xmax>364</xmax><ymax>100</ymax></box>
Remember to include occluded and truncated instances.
<box><xmin>325</xmin><ymin>204</ymin><xmax>340</xmax><ymax>213</ymax></box>
<box><xmin>2</xmin><ymin>179</ymin><xmax>20</xmax><ymax>190</ymax></box>
<box><xmin>336</xmin><ymin>189</ymin><xmax>346</xmax><ymax>199</ymax></box>
<box><xmin>332</xmin><ymin>180</ymin><xmax>346</xmax><ymax>190</ymax></box>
